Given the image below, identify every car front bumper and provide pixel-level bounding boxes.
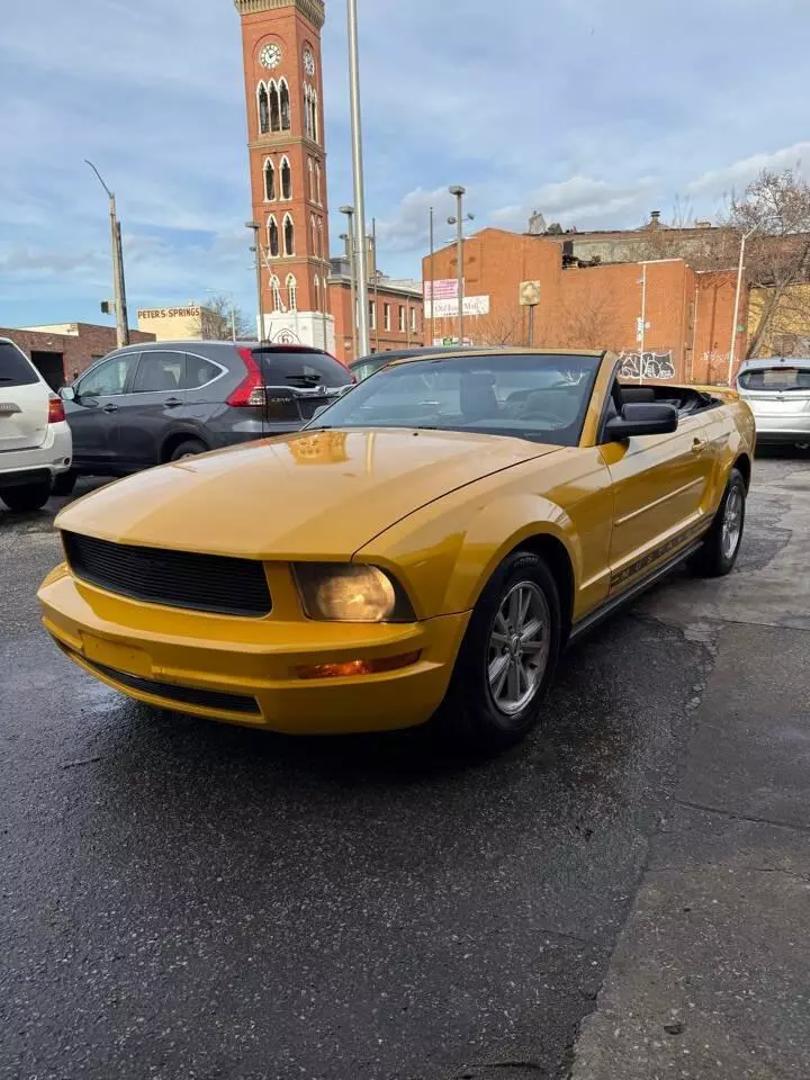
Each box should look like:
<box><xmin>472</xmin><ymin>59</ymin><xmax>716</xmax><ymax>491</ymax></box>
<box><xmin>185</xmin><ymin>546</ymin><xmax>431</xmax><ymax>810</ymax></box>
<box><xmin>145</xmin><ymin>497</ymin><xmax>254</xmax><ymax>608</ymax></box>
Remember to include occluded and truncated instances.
<box><xmin>38</xmin><ymin>565</ymin><xmax>470</xmax><ymax>734</ymax></box>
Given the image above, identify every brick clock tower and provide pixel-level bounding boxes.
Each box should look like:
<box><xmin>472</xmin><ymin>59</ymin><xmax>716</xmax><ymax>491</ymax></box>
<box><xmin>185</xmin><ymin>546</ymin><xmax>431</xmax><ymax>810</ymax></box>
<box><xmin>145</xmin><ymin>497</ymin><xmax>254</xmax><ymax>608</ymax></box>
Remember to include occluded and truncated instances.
<box><xmin>234</xmin><ymin>0</ymin><xmax>333</xmax><ymax>350</ymax></box>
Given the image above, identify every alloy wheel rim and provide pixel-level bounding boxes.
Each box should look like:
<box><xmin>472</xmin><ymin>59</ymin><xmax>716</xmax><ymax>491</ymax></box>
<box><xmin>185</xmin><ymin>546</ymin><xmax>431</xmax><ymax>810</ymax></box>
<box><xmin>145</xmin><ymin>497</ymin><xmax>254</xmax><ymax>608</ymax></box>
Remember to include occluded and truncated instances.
<box><xmin>721</xmin><ymin>487</ymin><xmax>743</xmax><ymax>559</ymax></box>
<box><xmin>487</xmin><ymin>581</ymin><xmax>551</xmax><ymax>716</ymax></box>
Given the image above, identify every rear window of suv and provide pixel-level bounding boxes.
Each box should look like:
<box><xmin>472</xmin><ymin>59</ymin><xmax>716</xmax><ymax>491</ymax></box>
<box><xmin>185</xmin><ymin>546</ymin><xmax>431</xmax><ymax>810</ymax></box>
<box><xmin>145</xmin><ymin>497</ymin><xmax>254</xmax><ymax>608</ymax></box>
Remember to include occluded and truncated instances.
<box><xmin>740</xmin><ymin>366</ymin><xmax>810</xmax><ymax>391</ymax></box>
<box><xmin>254</xmin><ymin>350</ymin><xmax>353</xmax><ymax>390</ymax></box>
<box><xmin>0</xmin><ymin>342</ymin><xmax>39</xmax><ymax>387</ymax></box>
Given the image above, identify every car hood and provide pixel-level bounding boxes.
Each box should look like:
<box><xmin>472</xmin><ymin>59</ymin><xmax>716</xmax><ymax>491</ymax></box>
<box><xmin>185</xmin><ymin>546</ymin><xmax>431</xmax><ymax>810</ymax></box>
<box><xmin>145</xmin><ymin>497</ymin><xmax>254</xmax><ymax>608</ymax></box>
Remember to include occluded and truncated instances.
<box><xmin>56</xmin><ymin>429</ymin><xmax>561</xmax><ymax>559</ymax></box>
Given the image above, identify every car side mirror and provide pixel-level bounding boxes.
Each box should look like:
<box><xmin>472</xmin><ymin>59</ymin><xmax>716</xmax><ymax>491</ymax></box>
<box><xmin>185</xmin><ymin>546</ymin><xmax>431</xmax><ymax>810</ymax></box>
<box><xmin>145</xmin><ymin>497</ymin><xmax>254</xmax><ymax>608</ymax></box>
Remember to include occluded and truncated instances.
<box><xmin>606</xmin><ymin>402</ymin><xmax>678</xmax><ymax>440</ymax></box>
<box><xmin>60</xmin><ymin>386</ymin><xmax>76</xmax><ymax>402</ymax></box>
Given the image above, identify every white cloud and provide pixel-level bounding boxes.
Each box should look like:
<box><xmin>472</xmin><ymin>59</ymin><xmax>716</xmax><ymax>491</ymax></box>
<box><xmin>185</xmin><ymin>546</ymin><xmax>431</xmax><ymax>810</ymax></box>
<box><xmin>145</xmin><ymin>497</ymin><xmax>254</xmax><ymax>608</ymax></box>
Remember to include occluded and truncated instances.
<box><xmin>492</xmin><ymin>175</ymin><xmax>657</xmax><ymax>231</ymax></box>
<box><xmin>687</xmin><ymin>141</ymin><xmax>810</xmax><ymax>196</ymax></box>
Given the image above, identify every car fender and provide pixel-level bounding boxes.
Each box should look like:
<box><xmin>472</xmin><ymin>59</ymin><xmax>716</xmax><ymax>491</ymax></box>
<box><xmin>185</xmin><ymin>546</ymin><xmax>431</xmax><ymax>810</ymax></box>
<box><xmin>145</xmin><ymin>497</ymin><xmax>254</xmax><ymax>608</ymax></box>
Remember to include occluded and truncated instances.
<box><xmin>356</xmin><ymin>489</ymin><xmax>579</xmax><ymax>621</ymax></box>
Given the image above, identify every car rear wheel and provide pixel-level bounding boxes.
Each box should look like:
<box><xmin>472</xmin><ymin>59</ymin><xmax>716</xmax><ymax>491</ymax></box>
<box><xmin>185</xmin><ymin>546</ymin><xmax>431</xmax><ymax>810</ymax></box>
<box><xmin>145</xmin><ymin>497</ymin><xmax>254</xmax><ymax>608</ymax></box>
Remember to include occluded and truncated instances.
<box><xmin>52</xmin><ymin>470</ymin><xmax>78</xmax><ymax>496</ymax></box>
<box><xmin>0</xmin><ymin>480</ymin><xmax>52</xmax><ymax>512</ymax></box>
<box><xmin>168</xmin><ymin>439</ymin><xmax>208</xmax><ymax>462</ymax></box>
<box><xmin>690</xmin><ymin>468</ymin><xmax>746</xmax><ymax>578</ymax></box>
<box><xmin>434</xmin><ymin>551</ymin><xmax>561</xmax><ymax>754</ymax></box>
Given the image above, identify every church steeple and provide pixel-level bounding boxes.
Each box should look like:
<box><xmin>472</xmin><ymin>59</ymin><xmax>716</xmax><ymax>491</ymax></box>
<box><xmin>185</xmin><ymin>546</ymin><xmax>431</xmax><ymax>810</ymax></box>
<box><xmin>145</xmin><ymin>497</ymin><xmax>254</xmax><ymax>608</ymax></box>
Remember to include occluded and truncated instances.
<box><xmin>235</xmin><ymin>0</ymin><xmax>333</xmax><ymax>348</ymax></box>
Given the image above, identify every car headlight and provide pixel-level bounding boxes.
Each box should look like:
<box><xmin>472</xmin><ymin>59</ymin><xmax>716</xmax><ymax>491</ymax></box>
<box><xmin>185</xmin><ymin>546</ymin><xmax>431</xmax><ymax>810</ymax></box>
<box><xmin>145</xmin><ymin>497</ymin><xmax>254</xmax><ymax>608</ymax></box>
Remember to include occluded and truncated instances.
<box><xmin>293</xmin><ymin>563</ymin><xmax>415</xmax><ymax>623</ymax></box>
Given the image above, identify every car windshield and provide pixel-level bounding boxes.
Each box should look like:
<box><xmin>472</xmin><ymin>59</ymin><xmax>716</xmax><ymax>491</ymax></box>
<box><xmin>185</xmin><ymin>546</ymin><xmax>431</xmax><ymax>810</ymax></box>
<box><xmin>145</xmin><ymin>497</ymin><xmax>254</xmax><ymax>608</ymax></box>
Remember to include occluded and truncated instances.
<box><xmin>739</xmin><ymin>366</ymin><xmax>810</xmax><ymax>391</ymax></box>
<box><xmin>309</xmin><ymin>353</ymin><xmax>601</xmax><ymax>446</ymax></box>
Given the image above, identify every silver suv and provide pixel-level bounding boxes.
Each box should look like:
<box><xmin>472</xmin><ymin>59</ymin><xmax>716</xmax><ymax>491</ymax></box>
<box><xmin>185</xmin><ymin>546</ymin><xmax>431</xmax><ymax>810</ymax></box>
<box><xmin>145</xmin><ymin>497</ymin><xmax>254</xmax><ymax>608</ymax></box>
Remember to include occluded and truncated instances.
<box><xmin>58</xmin><ymin>341</ymin><xmax>354</xmax><ymax>492</ymax></box>
<box><xmin>737</xmin><ymin>357</ymin><xmax>810</xmax><ymax>449</ymax></box>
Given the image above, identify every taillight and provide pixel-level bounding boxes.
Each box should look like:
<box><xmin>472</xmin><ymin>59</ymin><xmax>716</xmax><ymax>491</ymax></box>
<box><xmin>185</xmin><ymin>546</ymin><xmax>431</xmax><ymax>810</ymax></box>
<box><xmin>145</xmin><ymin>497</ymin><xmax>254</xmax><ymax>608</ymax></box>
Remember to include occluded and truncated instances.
<box><xmin>48</xmin><ymin>396</ymin><xmax>66</xmax><ymax>424</ymax></box>
<box><xmin>228</xmin><ymin>347</ymin><xmax>265</xmax><ymax>407</ymax></box>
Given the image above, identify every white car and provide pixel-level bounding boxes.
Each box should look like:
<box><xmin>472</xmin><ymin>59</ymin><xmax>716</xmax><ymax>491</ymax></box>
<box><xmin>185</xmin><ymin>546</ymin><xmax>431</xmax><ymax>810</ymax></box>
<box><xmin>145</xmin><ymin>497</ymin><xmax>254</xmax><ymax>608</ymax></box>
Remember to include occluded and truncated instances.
<box><xmin>0</xmin><ymin>338</ymin><xmax>73</xmax><ymax>511</ymax></box>
<box><xmin>737</xmin><ymin>357</ymin><xmax>810</xmax><ymax>449</ymax></box>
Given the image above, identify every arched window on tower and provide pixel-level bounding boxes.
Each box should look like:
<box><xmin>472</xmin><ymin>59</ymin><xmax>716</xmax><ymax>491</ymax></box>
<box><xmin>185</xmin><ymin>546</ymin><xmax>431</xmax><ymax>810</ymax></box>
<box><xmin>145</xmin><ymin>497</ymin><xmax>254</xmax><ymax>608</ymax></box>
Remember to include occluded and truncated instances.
<box><xmin>283</xmin><ymin>213</ymin><xmax>295</xmax><ymax>257</ymax></box>
<box><xmin>315</xmin><ymin>162</ymin><xmax>322</xmax><ymax>205</ymax></box>
<box><xmin>286</xmin><ymin>273</ymin><xmax>298</xmax><ymax>311</ymax></box>
<box><xmin>307</xmin><ymin>158</ymin><xmax>314</xmax><ymax>201</ymax></box>
<box><xmin>280</xmin><ymin>79</ymin><xmax>291</xmax><ymax>130</ymax></box>
<box><xmin>303</xmin><ymin>86</ymin><xmax>311</xmax><ymax>139</ymax></box>
<box><xmin>280</xmin><ymin>157</ymin><xmax>292</xmax><ymax>200</ymax></box>
<box><xmin>269</xmin><ymin>274</ymin><xmax>283</xmax><ymax>312</ymax></box>
<box><xmin>310</xmin><ymin>90</ymin><xmax>319</xmax><ymax>143</ymax></box>
<box><xmin>258</xmin><ymin>83</ymin><xmax>270</xmax><ymax>135</ymax></box>
<box><xmin>314</xmin><ymin>274</ymin><xmax>321</xmax><ymax>312</ymax></box>
<box><xmin>269</xmin><ymin>80</ymin><xmax>281</xmax><ymax>132</ymax></box>
<box><xmin>317</xmin><ymin>219</ymin><xmax>324</xmax><ymax>259</ymax></box>
<box><xmin>264</xmin><ymin>158</ymin><xmax>276</xmax><ymax>201</ymax></box>
<box><xmin>267</xmin><ymin>215</ymin><xmax>280</xmax><ymax>259</ymax></box>
<box><xmin>310</xmin><ymin>214</ymin><xmax>317</xmax><ymax>254</ymax></box>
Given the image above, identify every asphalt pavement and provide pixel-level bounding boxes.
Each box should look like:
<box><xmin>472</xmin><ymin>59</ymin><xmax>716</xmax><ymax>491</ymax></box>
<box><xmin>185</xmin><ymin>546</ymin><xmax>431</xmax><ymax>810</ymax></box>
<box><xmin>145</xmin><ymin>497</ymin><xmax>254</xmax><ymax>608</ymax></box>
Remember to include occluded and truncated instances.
<box><xmin>1</xmin><ymin>455</ymin><xmax>808</xmax><ymax>1080</ymax></box>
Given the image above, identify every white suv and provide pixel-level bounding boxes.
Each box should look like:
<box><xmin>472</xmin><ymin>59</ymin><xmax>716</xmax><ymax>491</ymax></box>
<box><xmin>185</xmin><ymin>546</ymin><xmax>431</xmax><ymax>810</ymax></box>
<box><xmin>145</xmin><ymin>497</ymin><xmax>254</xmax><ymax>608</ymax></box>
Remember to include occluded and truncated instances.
<box><xmin>0</xmin><ymin>338</ymin><xmax>73</xmax><ymax>511</ymax></box>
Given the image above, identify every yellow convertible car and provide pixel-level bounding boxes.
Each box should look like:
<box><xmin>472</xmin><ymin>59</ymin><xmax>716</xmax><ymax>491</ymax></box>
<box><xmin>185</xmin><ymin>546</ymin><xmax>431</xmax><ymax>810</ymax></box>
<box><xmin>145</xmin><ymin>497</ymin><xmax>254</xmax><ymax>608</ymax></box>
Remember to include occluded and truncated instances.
<box><xmin>39</xmin><ymin>349</ymin><xmax>755</xmax><ymax>752</ymax></box>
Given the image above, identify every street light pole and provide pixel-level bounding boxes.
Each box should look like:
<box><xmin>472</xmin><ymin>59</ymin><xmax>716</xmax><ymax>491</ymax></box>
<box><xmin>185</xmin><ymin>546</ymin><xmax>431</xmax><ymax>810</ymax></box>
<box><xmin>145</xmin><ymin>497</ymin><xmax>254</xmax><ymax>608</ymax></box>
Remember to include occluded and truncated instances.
<box><xmin>346</xmin><ymin>0</ymin><xmax>370</xmax><ymax>356</ymax></box>
<box><xmin>340</xmin><ymin>207</ymin><xmax>358</xmax><ymax>361</ymax></box>
<box><xmin>428</xmin><ymin>206</ymin><xmax>435</xmax><ymax>343</ymax></box>
<box><xmin>728</xmin><ymin>226</ymin><xmax>758</xmax><ymax>385</ymax></box>
<box><xmin>245</xmin><ymin>221</ymin><xmax>265</xmax><ymax>342</ymax></box>
<box><xmin>448</xmin><ymin>186</ymin><xmax>473</xmax><ymax>345</ymax></box>
<box><xmin>85</xmin><ymin>160</ymin><xmax>129</xmax><ymax>348</ymax></box>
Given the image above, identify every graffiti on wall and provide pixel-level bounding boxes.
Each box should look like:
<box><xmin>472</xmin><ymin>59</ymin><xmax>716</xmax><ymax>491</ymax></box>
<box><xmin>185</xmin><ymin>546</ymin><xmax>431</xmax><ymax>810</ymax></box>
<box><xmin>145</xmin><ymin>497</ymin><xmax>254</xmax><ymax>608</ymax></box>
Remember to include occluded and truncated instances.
<box><xmin>618</xmin><ymin>350</ymin><xmax>676</xmax><ymax>380</ymax></box>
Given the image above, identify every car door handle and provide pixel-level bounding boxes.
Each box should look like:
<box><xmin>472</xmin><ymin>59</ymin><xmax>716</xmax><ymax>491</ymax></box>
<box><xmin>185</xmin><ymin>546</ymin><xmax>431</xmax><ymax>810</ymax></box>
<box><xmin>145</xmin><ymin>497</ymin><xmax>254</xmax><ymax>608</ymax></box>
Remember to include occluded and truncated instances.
<box><xmin>164</xmin><ymin>398</ymin><xmax>182</xmax><ymax>409</ymax></box>
<box><xmin>103</xmin><ymin>403</ymin><xmax>119</xmax><ymax>414</ymax></box>
<box><xmin>691</xmin><ymin>437</ymin><xmax>707</xmax><ymax>453</ymax></box>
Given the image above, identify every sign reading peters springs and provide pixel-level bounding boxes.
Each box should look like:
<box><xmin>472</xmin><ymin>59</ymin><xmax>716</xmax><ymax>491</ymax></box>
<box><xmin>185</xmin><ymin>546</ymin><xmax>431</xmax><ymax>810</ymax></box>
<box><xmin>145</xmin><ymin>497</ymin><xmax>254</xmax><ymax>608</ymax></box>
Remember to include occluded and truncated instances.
<box><xmin>137</xmin><ymin>307</ymin><xmax>203</xmax><ymax>320</ymax></box>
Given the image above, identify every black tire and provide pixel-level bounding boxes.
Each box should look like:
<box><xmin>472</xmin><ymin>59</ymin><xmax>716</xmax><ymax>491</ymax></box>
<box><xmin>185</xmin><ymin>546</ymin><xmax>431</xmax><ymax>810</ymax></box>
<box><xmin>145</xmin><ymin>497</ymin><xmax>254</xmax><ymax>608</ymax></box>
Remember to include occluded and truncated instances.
<box><xmin>52</xmin><ymin>470</ymin><xmax>78</xmax><ymax>496</ymax></box>
<box><xmin>168</xmin><ymin>439</ymin><xmax>208</xmax><ymax>462</ymax></box>
<box><xmin>690</xmin><ymin>468</ymin><xmax>747</xmax><ymax>578</ymax></box>
<box><xmin>433</xmin><ymin>551</ymin><xmax>562</xmax><ymax>754</ymax></box>
<box><xmin>0</xmin><ymin>480</ymin><xmax>52</xmax><ymax>512</ymax></box>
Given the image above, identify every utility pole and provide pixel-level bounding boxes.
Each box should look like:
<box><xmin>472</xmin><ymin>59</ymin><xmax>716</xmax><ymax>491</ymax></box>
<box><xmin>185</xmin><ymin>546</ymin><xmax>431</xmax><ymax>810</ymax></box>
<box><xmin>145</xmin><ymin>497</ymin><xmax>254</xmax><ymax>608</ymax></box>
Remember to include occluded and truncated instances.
<box><xmin>340</xmin><ymin>207</ymin><xmax>358</xmax><ymax>361</ymax></box>
<box><xmin>346</xmin><ymin>0</ymin><xmax>370</xmax><ymax>356</ymax></box>
<box><xmin>85</xmin><ymin>161</ymin><xmax>129</xmax><ymax>348</ymax></box>
<box><xmin>728</xmin><ymin>226</ymin><xmax>758</xmax><ymax>385</ymax></box>
<box><xmin>638</xmin><ymin>261</ymin><xmax>648</xmax><ymax>382</ymax></box>
<box><xmin>448</xmin><ymin>186</ymin><xmax>473</xmax><ymax>345</ymax></box>
<box><xmin>428</xmin><ymin>206</ymin><xmax>435</xmax><ymax>344</ymax></box>
<box><xmin>245</xmin><ymin>221</ymin><xmax>265</xmax><ymax>341</ymax></box>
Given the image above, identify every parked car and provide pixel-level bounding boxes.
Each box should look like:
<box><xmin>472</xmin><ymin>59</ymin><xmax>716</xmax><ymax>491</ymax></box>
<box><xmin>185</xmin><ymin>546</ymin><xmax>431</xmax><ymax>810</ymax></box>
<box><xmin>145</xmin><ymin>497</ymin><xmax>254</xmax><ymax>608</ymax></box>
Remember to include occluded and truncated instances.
<box><xmin>0</xmin><ymin>337</ymin><xmax>72</xmax><ymax>511</ymax></box>
<box><xmin>57</xmin><ymin>340</ymin><xmax>353</xmax><ymax>492</ymax></box>
<box><xmin>737</xmin><ymin>356</ymin><xmax>810</xmax><ymax>448</ymax></box>
<box><xmin>350</xmin><ymin>346</ymin><xmax>456</xmax><ymax>382</ymax></box>
<box><xmin>40</xmin><ymin>349</ymin><xmax>755</xmax><ymax>754</ymax></box>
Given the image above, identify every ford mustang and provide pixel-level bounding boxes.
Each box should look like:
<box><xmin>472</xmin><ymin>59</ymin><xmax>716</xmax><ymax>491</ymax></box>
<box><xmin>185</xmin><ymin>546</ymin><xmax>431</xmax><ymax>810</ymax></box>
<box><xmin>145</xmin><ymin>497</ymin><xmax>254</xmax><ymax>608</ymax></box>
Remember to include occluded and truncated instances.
<box><xmin>39</xmin><ymin>349</ymin><xmax>755</xmax><ymax>752</ymax></box>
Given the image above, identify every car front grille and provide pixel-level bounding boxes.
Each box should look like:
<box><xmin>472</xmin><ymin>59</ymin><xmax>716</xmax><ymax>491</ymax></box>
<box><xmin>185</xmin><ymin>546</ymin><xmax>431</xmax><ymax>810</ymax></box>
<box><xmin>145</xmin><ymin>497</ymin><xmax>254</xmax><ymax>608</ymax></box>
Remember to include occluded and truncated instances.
<box><xmin>62</xmin><ymin>532</ymin><xmax>272</xmax><ymax>617</ymax></box>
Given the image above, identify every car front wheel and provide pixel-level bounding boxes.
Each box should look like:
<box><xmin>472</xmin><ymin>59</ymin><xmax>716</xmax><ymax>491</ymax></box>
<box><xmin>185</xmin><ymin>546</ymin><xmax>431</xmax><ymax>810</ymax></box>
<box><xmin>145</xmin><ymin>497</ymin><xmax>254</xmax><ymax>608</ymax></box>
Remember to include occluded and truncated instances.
<box><xmin>690</xmin><ymin>467</ymin><xmax>747</xmax><ymax>578</ymax></box>
<box><xmin>169</xmin><ymin>439</ymin><xmax>208</xmax><ymax>462</ymax></box>
<box><xmin>435</xmin><ymin>551</ymin><xmax>562</xmax><ymax>753</ymax></box>
<box><xmin>0</xmin><ymin>480</ymin><xmax>52</xmax><ymax>512</ymax></box>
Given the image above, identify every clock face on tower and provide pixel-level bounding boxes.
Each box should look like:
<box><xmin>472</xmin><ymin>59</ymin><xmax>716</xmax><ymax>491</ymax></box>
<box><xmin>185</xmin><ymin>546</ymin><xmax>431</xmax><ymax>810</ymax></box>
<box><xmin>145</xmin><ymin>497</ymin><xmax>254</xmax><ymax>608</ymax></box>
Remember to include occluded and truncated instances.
<box><xmin>303</xmin><ymin>48</ymin><xmax>316</xmax><ymax>76</ymax></box>
<box><xmin>259</xmin><ymin>42</ymin><xmax>282</xmax><ymax>70</ymax></box>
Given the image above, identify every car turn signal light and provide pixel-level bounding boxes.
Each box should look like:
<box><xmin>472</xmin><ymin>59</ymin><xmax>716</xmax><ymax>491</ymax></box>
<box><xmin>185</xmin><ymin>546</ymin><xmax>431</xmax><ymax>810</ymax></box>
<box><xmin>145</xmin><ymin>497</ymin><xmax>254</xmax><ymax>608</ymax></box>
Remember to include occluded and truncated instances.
<box><xmin>294</xmin><ymin>652</ymin><xmax>421</xmax><ymax>680</ymax></box>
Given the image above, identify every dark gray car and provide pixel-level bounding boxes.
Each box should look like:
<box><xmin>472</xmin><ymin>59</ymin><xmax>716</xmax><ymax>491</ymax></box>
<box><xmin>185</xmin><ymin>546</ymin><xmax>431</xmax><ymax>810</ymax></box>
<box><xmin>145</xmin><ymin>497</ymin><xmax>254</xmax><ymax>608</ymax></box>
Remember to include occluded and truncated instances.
<box><xmin>57</xmin><ymin>341</ymin><xmax>353</xmax><ymax>491</ymax></box>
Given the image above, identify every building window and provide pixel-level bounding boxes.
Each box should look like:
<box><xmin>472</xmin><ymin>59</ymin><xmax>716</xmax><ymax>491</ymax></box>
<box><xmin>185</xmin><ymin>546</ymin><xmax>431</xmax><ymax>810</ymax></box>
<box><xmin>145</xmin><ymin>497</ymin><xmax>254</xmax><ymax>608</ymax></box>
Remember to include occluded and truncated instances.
<box><xmin>267</xmin><ymin>215</ymin><xmax>280</xmax><ymax>258</ymax></box>
<box><xmin>311</xmin><ymin>214</ymin><xmax>318</xmax><ymax>254</ymax></box>
<box><xmin>398</xmin><ymin>305</ymin><xmax>405</xmax><ymax>332</ymax></box>
<box><xmin>315</xmin><ymin>162</ymin><xmax>322</xmax><ymax>204</ymax></box>
<box><xmin>264</xmin><ymin>158</ymin><xmax>276</xmax><ymax>201</ymax></box>
<box><xmin>270</xmin><ymin>274</ymin><xmax>283</xmax><ymax>312</ymax></box>
<box><xmin>304</xmin><ymin>85</ymin><xmax>319</xmax><ymax>143</ymax></box>
<box><xmin>286</xmin><ymin>273</ymin><xmax>298</xmax><ymax>311</ymax></box>
<box><xmin>280</xmin><ymin>156</ymin><xmax>292</xmax><ymax>200</ymax></box>
<box><xmin>308</xmin><ymin>158</ymin><xmax>315</xmax><ymax>201</ymax></box>
<box><xmin>279</xmin><ymin>79</ymin><xmax>291</xmax><ymax>130</ymax></box>
<box><xmin>269</xmin><ymin>80</ymin><xmax>281</xmax><ymax>132</ymax></box>
<box><xmin>314</xmin><ymin>274</ymin><xmax>321</xmax><ymax>312</ymax></box>
<box><xmin>384</xmin><ymin>303</ymin><xmax>391</xmax><ymax>331</ymax></box>
<box><xmin>411</xmin><ymin>307</ymin><xmax>417</xmax><ymax>333</ymax></box>
<box><xmin>369</xmin><ymin>299</ymin><xmax>376</xmax><ymax>331</ymax></box>
<box><xmin>317</xmin><ymin>219</ymin><xmax>324</xmax><ymax>259</ymax></box>
<box><xmin>283</xmin><ymin>213</ymin><xmax>295</xmax><ymax>257</ymax></box>
<box><xmin>258</xmin><ymin>83</ymin><xmax>270</xmax><ymax>135</ymax></box>
<box><xmin>311</xmin><ymin>90</ymin><xmax>319</xmax><ymax>143</ymax></box>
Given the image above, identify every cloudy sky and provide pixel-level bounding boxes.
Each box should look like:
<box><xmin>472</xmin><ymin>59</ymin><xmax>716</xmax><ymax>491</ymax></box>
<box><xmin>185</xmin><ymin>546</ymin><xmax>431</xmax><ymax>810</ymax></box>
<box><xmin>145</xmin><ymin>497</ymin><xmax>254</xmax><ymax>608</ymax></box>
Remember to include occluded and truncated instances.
<box><xmin>1</xmin><ymin>0</ymin><xmax>808</xmax><ymax>328</ymax></box>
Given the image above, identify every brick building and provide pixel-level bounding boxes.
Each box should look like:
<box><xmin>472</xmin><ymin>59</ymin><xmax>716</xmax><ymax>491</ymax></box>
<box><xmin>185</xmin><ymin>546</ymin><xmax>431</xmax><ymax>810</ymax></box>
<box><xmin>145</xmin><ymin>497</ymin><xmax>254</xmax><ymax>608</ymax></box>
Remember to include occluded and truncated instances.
<box><xmin>328</xmin><ymin>253</ymin><xmax>423</xmax><ymax>362</ymax></box>
<box><xmin>0</xmin><ymin>323</ymin><xmax>155</xmax><ymax>390</ymax></box>
<box><xmin>424</xmin><ymin>227</ymin><xmax>744</xmax><ymax>384</ymax></box>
